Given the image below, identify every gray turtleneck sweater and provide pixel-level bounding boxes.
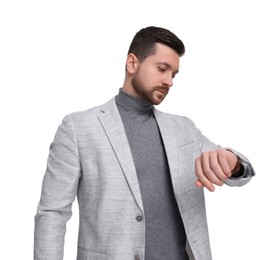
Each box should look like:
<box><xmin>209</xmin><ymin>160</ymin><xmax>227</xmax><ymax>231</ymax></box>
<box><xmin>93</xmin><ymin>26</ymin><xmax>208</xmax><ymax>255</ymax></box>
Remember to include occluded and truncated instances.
<box><xmin>115</xmin><ymin>89</ymin><xmax>189</xmax><ymax>260</ymax></box>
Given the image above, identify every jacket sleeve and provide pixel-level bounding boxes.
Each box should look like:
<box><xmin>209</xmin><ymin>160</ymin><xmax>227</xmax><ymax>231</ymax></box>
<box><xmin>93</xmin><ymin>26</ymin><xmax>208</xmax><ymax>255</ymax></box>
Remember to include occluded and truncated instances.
<box><xmin>34</xmin><ymin>114</ymin><xmax>82</xmax><ymax>260</ymax></box>
<box><xmin>224</xmin><ymin>148</ymin><xmax>255</xmax><ymax>187</ymax></box>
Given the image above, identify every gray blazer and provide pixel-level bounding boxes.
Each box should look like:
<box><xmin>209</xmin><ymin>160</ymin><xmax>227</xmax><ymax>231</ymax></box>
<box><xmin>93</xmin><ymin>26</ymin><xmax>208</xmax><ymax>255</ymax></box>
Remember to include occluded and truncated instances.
<box><xmin>34</xmin><ymin>97</ymin><xmax>254</xmax><ymax>260</ymax></box>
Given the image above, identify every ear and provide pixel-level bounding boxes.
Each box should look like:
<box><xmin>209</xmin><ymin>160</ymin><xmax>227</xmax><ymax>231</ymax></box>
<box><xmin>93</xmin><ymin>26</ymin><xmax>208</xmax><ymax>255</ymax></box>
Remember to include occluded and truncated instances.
<box><xmin>126</xmin><ymin>53</ymin><xmax>139</xmax><ymax>73</ymax></box>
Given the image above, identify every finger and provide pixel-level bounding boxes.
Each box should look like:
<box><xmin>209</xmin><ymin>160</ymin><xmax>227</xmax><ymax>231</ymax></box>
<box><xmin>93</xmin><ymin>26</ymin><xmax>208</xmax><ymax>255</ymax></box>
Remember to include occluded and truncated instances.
<box><xmin>208</xmin><ymin>152</ymin><xmax>228</xmax><ymax>184</ymax></box>
<box><xmin>201</xmin><ymin>152</ymin><xmax>223</xmax><ymax>186</ymax></box>
<box><xmin>217</xmin><ymin>150</ymin><xmax>232</xmax><ymax>177</ymax></box>
<box><xmin>195</xmin><ymin>156</ymin><xmax>215</xmax><ymax>192</ymax></box>
<box><xmin>195</xmin><ymin>180</ymin><xmax>203</xmax><ymax>188</ymax></box>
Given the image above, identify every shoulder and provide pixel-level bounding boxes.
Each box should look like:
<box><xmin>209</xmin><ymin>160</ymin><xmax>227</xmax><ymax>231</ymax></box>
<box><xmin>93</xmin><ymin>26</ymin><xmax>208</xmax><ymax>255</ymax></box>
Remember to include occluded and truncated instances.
<box><xmin>56</xmin><ymin>97</ymin><xmax>116</xmax><ymax>134</ymax></box>
<box><xmin>154</xmin><ymin>108</ymin><xmax>196</xmax><ymax>128</ymax></box>
<box><xmin>154</xmin><ymin>108</ymin><xmax>203</xmax><ymax>141</ymax></box>
<box><xmin>66</xmin><ymin>97</ymin><xmax>116</xmax><ymax>123</ymax></box>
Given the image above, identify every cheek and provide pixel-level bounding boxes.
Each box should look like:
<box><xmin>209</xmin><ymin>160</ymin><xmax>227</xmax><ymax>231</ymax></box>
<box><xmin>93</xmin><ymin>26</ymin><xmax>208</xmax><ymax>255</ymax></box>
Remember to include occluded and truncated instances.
<box><xmin>141</xmin><ymin>67</ymin><xmax>158</xmax><ymax>84</ymax></box>
<box><xmin>136</xmin><ymin>74</ymin><xmax>150</xmax><ymax>90</ymax></box>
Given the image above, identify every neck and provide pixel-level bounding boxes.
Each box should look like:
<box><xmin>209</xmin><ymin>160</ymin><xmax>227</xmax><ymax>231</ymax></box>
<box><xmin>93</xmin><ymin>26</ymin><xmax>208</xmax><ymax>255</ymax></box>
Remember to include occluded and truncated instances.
<box><xmin>115</xmin><ymin>88</ymin><xmax>153</xmax><ymax>114</ymax></box>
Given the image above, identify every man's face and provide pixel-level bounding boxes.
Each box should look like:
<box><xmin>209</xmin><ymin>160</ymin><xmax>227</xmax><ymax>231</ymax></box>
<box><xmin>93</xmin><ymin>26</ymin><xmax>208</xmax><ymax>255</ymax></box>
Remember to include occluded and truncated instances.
<box><xmin>131</xmin><ymin>43</ymin><xmax>180</xmax><ymax>105</ymax></box>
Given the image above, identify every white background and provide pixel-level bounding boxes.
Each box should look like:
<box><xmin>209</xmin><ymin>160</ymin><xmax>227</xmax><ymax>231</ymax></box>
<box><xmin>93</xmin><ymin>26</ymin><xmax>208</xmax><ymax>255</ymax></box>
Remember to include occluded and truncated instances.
<box><xmin>1</xmin><ymin>0</ymin><xmax>279</xmax><ymax>259</ymax></box>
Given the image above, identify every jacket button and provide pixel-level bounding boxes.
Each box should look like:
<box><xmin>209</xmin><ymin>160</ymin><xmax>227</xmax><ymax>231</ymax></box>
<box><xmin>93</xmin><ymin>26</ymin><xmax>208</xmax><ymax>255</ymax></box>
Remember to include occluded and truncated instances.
<box><xmin>134</xmin><ymin>255</ymin><xmax>141</xmax><ymax>260</ymax></box>
<box><xmin>135</xmin><ymin>215</ymin><xmax>143</xmax><ymax>222</ymax></box>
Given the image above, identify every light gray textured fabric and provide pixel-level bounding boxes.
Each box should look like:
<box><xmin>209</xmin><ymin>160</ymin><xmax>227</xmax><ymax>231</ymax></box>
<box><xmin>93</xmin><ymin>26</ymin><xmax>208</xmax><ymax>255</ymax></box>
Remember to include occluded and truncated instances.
<box><xmin>34</xmin><ymin>97</ymin><xmax>255</xmax><ymax>260</ymax></box>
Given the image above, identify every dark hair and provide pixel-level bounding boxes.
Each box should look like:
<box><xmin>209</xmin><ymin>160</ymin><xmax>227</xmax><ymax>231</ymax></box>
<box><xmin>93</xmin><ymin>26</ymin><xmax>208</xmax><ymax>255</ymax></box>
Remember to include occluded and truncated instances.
<box><xmin>127</xmin><ymin>26</ymin><xmax>185</xmax><ymax>61</ymax></box>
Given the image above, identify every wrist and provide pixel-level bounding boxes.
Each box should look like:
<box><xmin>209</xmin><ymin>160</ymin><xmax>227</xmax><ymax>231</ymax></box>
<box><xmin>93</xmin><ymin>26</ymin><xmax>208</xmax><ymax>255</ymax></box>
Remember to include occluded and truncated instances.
<box><xmin>226</xmin><ymin>148</ymin><xmax>241</xmax><ymax>176</ymax></box>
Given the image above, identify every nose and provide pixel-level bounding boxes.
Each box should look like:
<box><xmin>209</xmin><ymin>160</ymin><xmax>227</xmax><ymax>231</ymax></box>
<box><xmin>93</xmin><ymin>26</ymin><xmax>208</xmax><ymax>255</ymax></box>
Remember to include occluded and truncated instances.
<box><xmin>162</xmin><ymin>73</ymin><xmax>173</xmax><ymax>87</ymax></box>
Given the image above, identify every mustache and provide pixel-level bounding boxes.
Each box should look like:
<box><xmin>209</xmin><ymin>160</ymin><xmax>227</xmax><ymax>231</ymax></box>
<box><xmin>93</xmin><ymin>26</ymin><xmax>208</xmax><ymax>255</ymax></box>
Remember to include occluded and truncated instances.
<box><xmin>155</xmin><ymin>86</ymin><xmax>169</xmax><ymax>94</ymax></box>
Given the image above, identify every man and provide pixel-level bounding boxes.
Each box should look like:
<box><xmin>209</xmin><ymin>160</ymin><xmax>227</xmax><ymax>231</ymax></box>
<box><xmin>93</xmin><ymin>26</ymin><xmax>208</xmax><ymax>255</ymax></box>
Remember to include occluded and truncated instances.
<box><xmin>34</xmin><ymin>26</ymin><xmax>255</xmax><ymax>260</ymax></box>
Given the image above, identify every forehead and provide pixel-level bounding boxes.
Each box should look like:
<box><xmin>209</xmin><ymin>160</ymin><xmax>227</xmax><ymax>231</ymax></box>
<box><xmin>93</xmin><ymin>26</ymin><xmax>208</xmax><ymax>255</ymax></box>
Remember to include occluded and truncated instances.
<box><xmin>146</xmin><ymin>43</ymin><xmax>180</xmax><ymax>70</ymax></box>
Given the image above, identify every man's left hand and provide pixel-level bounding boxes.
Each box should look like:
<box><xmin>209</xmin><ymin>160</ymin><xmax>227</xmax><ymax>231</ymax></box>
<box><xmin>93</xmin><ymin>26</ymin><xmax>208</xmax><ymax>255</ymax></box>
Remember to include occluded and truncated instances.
<box><xmin>195</xmin><ymin>148</ymin><xmax>238</xmax><ymax>192</ymax></box>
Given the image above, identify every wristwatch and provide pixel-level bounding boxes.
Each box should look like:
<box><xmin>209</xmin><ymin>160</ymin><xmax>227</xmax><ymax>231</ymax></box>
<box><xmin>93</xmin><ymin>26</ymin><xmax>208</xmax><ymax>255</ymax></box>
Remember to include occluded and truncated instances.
<box><xmin>226</xmin><ymin>148</ymin><xmax>242</xmax><ymax>177</ymax></box>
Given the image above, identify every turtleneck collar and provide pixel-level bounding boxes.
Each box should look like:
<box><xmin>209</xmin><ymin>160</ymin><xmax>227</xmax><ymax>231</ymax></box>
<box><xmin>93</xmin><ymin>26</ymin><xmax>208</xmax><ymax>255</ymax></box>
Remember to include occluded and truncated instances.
<box><xmin>115</xmin><ymin>88</ymin><xmax>154</xmax><ymax>114</ymax></box>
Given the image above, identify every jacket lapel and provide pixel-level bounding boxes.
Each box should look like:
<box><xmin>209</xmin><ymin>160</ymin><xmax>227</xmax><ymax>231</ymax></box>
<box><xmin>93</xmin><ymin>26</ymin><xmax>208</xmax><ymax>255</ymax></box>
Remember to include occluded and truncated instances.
<box><xmin>153</xmin><ymin>108</ymin><xmax>179</xmax><ymax>188</ymax></box>
<box><xmin>97</xmin><ymin>98</ymin><xmax>144</xmax><ymax>213</ymax></box>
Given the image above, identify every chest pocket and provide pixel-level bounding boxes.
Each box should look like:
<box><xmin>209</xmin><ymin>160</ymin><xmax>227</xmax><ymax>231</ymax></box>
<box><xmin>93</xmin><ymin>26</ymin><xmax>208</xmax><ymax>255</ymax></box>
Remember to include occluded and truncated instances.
<box><xmin>177</xmin><ymin>139</ymin><xmax>201</xmax><ymax>169</ymax></box>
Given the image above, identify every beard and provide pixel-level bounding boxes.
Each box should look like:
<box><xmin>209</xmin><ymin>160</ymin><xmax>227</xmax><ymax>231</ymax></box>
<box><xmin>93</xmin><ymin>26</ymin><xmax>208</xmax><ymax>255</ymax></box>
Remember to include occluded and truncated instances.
<box><xmin>131</xmin><ymin>73</ymin><xmax>169</xmax><ymax>105</ymax></box>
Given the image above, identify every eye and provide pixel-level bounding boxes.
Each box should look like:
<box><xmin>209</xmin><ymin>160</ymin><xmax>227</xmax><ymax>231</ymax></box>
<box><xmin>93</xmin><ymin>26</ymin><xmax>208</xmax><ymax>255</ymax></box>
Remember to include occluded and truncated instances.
<box><xmin>158</xmin><ymin>66</ymin><xmax>166</xmax><ymax>72</ymax></box>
